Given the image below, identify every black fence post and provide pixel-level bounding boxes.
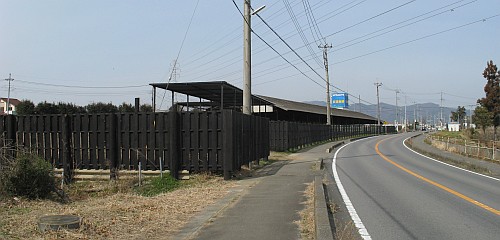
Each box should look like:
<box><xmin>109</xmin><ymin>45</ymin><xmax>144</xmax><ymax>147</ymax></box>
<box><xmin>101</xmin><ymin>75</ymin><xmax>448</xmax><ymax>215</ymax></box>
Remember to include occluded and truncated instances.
<box><xmin>6</xmin><ymin>115</ymin><xmax>17</xmax><ymax>159</ymax></box>
<box><xmin>62</xmin><ymin>115</ymin><xmax>73</xmax><ymax>184</ymax></box>
<box><xmin>169</xmin><ymin>111</ymin><xmax>180</xmax><ymax>179</ymax></box>
<box><xmin>222</xmin><ymin>110</ymin><xmax>234</xmax><ymax>180</ymax></box>
<box><xmin>109</xmin><ymin>114</ymin><xmax>119</xmax><ymax>180</ymax></box>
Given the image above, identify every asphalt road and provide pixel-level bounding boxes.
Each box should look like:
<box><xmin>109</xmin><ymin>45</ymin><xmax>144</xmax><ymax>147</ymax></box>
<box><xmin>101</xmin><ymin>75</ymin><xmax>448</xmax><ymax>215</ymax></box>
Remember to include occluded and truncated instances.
<box><xmin>333</xmin><ymin>133</ymin><xmax>500</xmax><ymax>240</ymax></box>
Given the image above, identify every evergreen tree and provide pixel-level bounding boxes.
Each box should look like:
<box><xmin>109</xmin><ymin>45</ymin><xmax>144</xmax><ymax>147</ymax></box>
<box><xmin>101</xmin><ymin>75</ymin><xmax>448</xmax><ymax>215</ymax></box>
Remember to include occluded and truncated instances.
<box><xmin>85</xmin><ymin>102</ymin><xmax>118</xmax><ymax>113</ymax></box>
<box><xmin>472</xmin><ymin>106</ymin><xmax>492</xmax><ymax>134</ymax></box>
<box><xmin>35</xmin><ymin>101</ymin><xmax>58</xmax><ymax>114</ymax></box>
<box><xmin>478</xmin><ymin>60</ymin><xmax>500</xmax><ymax>139</ymax></box>
<box><xmin>15</xmin><ymin>100</ymin><xmax>36</xmax><ymax>115</ymax></box>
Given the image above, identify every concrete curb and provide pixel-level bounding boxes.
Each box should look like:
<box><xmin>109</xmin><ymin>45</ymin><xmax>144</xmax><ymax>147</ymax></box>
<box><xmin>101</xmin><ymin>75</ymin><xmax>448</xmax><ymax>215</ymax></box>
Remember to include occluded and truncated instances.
<box><xmin>315</xmin><ymin>175</ymin><xmax>334</xmax><ymax>240</ymax></box>
<box><xmin>326</xmin><ymin>141</ymin><xmax>344</xmax><ymax>153</ymax></box>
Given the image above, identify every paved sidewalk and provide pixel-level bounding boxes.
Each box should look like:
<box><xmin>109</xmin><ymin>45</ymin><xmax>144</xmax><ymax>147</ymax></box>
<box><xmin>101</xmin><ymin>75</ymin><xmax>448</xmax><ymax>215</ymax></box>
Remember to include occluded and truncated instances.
<box><xmin>173</xmin><ymin>142</ymin><xmax>337</xmax><ymax>240</ymax></box>
<box><xmin>410</xmin><ymin>133</ymin><xmax>500</xmax><ymax>178</ymax></box>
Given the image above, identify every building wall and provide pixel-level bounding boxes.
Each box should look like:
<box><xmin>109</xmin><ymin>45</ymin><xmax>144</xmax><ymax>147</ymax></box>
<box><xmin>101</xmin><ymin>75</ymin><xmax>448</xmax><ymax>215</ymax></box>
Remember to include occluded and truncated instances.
<box><xmin>0</xmin><ymin>99</ymin><xmax>17</xmax><ymax>114</ymax></box>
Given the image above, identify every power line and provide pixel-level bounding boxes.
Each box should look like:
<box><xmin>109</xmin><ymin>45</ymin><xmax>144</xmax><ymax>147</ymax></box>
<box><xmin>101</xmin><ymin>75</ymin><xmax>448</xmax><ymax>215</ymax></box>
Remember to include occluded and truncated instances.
<box><xmin>323</xmin><ymin>0</ymin><xmax>417</xmax><ymax>38</ymax></box>
<box><xmin>251</xmin><ymin>4</ymin><xmax>376</xmax><ymax>105</ymax></box>
<box><xmin>302</xmin><ymin>0</ymin><xmax>325</xmax><ymax>44</ymax></box>
<box><xmin>332</xmin><ymin>14</ymin><xmax>500</xmax><ymax>65</ymax></box>
<box><xmin>15</xmin><ymin>79</ymin><xmax>147</xmax><ymax>89</ymax></box>
<box><xmin>158</xmin><ymin>0</ymin><xmax>200</xmax><ymax>110</ymax></box>
<box><xmin>226</xmin><ymin>0</ymin><xmax>477</xmax><ymax>84</ymax></box>
<box><xmin>232</xmin><ymin>0</ymin><xmax>325</xmax><ymax>88</ymax></box>
<box><xmin>283</xmin><ymin>0</ymin><xmax>323</xmax><ymax>67</ymax></box>
<box><xmin>253</xmin><ymin>8</ymin><xmax>327</xmax><ymax>83</ymax></box>
<box><xmin>332</xmin><ymin>1</ymin><xmax>479</xmax><ymax>54</ymax></box>
<box><xmin>332</xmin><ymin>0</ymin><xmax>475</xmax><ymax>51</ymax></box>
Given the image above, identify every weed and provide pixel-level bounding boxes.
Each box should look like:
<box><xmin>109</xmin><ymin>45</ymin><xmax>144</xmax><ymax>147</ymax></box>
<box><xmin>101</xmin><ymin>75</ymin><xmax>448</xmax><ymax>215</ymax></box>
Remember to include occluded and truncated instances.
<box><xmin>136</xmin><ymin>174</ymin><xmax>180</xmax><ymax>197</ymax></box>
<box><xmin>336</xmin><ymin>221</ymin><xmax>356</xmax><ymax>240</ymax></box>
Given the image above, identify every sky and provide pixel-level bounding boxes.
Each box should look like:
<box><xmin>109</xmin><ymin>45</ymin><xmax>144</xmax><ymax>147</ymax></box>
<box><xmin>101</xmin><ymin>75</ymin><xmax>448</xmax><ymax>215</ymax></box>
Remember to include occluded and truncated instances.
<box><xmin>1</xmin><ymin>0</ymin><xmax>499</xmax><ymax>112</ymax></box>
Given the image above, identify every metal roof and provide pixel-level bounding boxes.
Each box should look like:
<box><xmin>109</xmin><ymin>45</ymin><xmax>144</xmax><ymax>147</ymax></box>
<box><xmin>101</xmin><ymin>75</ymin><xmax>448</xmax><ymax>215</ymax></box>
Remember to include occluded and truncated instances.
<box><xmin>150</xmin><ymin>81</ymin><xmax>377</xmax><ymax>122</ymax></box>
<box><xmin>256</xmin><ymin>95</ymin><xmax>377</xmax><ymax>121</ymax></box>
<box><xmin>150</xmin><ymin>81</ymin><xmax>272</xmax><ymax>106</ymax></box>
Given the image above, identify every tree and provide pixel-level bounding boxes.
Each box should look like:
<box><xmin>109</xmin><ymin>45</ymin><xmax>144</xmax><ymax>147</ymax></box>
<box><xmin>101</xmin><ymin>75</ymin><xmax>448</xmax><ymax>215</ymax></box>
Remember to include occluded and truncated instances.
<box><xmin>118</xmin><ymin>103</ymin><xmax>135</xmax><ymax>112</ymax></box>
<box><xmin>450</xmin><ymin>106</ymin><xmax>466</xmax><ymax>125</ymax></box>
<box><xmin>85</xmin><ymin>102</ymin><xmax>118</xmax><ymax>113</ymax></box>
<box><xmin>56</xmin><ymin>102</ymin><xmax>86</xmax><ymax>114</ymax></box>
<box><xmin>15</xmin><ymin>100</ymin><xmax>36</xmax><ymax>115</ymax></box>
<box><xmin>140</xmin><ymin>104</ymin><xmax>153</xmax><ymax>112</ymax></box>
<box><xmin>478</xmin><ymin>60</ymin><xmax>500</xmax><ymax>139</ymax></box>
<box><xmin>35</xmin><ymin>101</ymin><xmax>59</xmax><ymax>114</ymax></box>
<box><xmin>472</xmin><ymin>106</ymin><xmax>493</xmax><ymax>134</ymax></box>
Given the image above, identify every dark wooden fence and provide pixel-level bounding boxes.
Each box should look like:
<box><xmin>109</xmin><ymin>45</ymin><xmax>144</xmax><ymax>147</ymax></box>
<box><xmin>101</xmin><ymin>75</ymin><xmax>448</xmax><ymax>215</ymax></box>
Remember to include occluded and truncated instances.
<box><xmin>269</xmin><ymin>121</ymin><xmax>396</xmax><ymax>151</ymax></box>
<box><xmin>1</xmin><ymin>111</ymin><xmax>394</xmax><ymax>180</ymax></box>
<box><xmin>0</xmin><ymin>110</ymin><xmax>269</xmax><ymax>180</ymax></box>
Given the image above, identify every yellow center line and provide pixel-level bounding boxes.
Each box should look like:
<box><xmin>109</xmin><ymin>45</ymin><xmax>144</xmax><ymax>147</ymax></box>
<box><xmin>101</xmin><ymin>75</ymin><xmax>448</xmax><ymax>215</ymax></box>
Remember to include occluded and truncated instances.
<box><xmin>375</xmin><ymin>138</ymin><xmax>500</xmax><ymax>216</ymax></box>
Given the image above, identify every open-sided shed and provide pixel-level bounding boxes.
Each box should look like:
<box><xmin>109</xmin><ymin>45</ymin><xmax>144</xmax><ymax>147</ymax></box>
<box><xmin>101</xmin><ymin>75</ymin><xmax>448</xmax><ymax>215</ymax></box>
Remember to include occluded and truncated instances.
<box><xmin>150</xmin><ymin>81</ymin><xmax>378</xmax><ymax>125</ymax></box>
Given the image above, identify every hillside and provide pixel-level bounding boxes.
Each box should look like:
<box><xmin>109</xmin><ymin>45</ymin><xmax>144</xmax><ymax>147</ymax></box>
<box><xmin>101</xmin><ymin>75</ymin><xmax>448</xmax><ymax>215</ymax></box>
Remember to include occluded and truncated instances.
<box><xmin>304</xmin><ymin>101</ymin><xmax>456</xmax><ymax>124</ymax></box>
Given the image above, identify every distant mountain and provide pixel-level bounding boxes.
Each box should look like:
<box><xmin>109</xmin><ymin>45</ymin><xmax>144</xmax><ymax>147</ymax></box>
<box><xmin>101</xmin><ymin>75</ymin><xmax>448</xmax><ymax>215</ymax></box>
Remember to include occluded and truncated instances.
<box><xmin>304</xmin><ymin>101</ymin><xmax>456</xmax><ymax>125</ymax></box>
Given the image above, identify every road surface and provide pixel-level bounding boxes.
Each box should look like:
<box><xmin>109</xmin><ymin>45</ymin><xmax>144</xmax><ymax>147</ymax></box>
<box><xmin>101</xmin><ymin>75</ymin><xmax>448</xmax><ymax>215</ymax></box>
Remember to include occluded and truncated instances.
<box><xmin>333</xmin><ymin>133</ymin><xmax>500</xmax><ymax>239</ymax></box>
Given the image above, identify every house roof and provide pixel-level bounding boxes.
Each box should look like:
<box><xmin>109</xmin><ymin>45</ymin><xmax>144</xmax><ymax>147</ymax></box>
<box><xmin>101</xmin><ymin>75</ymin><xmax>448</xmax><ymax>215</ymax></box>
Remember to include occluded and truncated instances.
<box><xmin>0</xmin><ymin>98</ymin><xmax>21</xmax><ymax>106</ymax></box>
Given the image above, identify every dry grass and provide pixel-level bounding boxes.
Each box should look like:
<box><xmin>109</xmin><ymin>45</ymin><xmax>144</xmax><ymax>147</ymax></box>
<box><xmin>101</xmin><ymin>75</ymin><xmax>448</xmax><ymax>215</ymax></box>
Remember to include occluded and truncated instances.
<box><xmin>0</xmin><ymin>174</ymin><xmax>235</xmax><ymax>240</ymax></box>
<box><xmin>296</xmin><ymin>182</ymin><xmax>315</xmax><ymax>240</ymax></box>
<box><xmin>335</xmin><ymin>221</ymin><xmax>357</xmax><ymax>240</ymax></box>
<box><xmin>269</xmin><ymin>151</ymin><xmax>299</xmax><ymax>161</ymax></box>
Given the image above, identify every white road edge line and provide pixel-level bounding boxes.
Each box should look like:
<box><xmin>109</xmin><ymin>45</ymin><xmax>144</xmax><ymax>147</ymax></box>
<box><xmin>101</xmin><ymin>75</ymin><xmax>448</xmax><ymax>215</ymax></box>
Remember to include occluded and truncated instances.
<box><xmin>402</xmin><ymin>136</ymin><xmax>500</xmax><ymax>182</ymax></box>
<box><xmin>332</xmin><ymin>138</ymin><xmax>373</xmax><ymax>240</ymax></box>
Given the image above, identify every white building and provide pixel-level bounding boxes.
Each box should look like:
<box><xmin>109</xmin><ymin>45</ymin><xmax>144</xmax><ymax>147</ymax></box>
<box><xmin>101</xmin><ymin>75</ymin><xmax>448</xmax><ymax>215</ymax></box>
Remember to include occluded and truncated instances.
<box><xmin>0</xmin><ymin>98</ymin><xmax>21</xmax><ymax>115</ymax></box>
<box><xmin>447</xmin><ymin>122</ymin><xmax>460</xmax><ymax>132</ymax></box>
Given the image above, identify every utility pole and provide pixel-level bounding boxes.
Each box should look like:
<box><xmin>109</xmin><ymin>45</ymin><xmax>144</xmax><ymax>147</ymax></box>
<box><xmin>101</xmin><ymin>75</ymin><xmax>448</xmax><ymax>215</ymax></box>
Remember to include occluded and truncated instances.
<box><xmin>404</xmin><ymin>95</ymin><xmax>407</xmax><ymax>132</ymax></box>
<box><xmin>395</xmin><ymin>89</ymin><xmax>400</xmax><ymax>129</ymax></box>
<box><xmin>374</xmin><ymin>82</ymin><xmax>382</xmax><ymax>132</ymax></box>
<box><xmin>243</xmin><ymin>0</ymin><xmax>252</xmax><ymax>115</ymax></box>
<box><xmin>413</xmin><ymin>101</ymin><xmax>417</xmax><ymax>131</ymax></box>
<box><xmin>4</xmin><ymin>73</ymin><xmax>14</xmax><ymax>115</ymax></box>
<box><xmin>440</xmin><ymin>91</ymin><xmax>443</xmax><ymax>128</ymax></box>
<box><xmin>319</xmin><ymin>43</ymin><xmax>332</xmax><ymax>125</ymax></box>
<box><xmin>358</xmin><ymin>95</ymin><xmax>361</xmax><ymax>113</ymax></box>
<box><xmin>467</xmin><ymin>104</ymin><xmax>476</xmax><ymax>128</ymax></box>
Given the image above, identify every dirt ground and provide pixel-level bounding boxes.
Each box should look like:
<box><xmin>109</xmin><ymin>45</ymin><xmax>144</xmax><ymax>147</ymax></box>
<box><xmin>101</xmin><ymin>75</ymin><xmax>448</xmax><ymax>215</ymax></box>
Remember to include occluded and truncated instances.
<box><xmin>0</xmin><ymin>175</ymin><xmax>235</xmax><ymax>240</ymax></box>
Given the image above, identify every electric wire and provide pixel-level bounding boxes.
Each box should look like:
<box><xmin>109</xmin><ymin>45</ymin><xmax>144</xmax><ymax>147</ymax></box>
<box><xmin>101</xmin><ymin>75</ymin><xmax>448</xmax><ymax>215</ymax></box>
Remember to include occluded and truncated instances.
<box><xmin>332</xmin><ymin>0</ymin><xmax>477</xmax><ymax>53</ymax></box>
<box><xmin>332</xmin><ymin>14</ymin><xmax>500</xmax><ymax>65</ymax></box>
<box><xmin>158</xmin><ymin>0</ymin><xmax>200</xmax><ymax>110</ymax></box>
<box><xmin>232</xmin><ymin>0</ymin><xmax>325</xmax><ymax>88</ymax></box>
<box><xmin>15</xmin><ymin>79</ymin><xmax>148</xmax><ymax>89</ymax></box>
<box><xmin>302</xmin><ymin>0</ymin><xmax>325</xmax><ymax>44</ymax></box>
<box><xmin>283</xmin><ymin>0</ymin><xmax>323</xmax><ymax>67</ymax></box>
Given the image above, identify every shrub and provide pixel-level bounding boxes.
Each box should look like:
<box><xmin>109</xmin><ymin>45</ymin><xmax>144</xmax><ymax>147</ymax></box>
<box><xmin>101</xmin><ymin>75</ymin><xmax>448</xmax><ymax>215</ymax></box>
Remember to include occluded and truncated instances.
<box><xmin>1</xmin><ymin>154</ymin><xmax>55</xmax><ymax>199</ymax></box>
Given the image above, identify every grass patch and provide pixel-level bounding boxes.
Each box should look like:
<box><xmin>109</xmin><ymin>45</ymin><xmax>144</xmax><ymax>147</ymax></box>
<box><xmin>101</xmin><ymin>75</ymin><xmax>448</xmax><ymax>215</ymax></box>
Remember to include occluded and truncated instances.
<box><xmin>431</xmin><ymin>130</ymin><xmax>467</xmax><ymax>140</ymax></box>
<box><xmin>0</xmin><ymin>173</ymin><xmax>234</xmax><ymax>239</ymax></box>
<box><xmin>135</xmin><ymin>174</ymin><xmax>180</xmax><ymax>197</ymax></box>
<box><xmin>406</xmin><ymin>139</ymin><xmax>492</xmax><ymax>176</ymax></box>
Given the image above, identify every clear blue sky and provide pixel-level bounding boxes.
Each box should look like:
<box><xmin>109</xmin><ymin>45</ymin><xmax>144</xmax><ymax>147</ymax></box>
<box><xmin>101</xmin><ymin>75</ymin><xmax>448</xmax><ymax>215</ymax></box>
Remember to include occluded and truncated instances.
<box><xmin>1</xmin><ymin>0</ymin><xmax>499</xmax><ymax>111</ymax></box>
